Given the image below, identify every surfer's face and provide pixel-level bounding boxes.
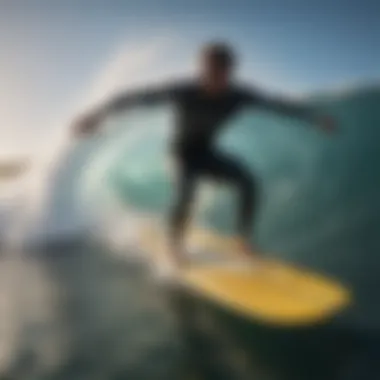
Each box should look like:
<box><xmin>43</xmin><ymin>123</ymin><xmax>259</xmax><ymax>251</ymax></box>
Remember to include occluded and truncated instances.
<box><xmin>200</xmin><ymin>54</ymin><xmax>233</xmax><ymax>94</ymax></box>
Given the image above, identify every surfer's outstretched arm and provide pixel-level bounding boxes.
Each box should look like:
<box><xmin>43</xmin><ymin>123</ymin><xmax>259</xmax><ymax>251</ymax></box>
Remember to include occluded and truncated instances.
<box><xmin>73</xmin><ymin>82</ymin><xmax>183</xmax><ymax>136</ymax></box>
<box><xmin>245</xmin><ymin>88</ymin><xmax>336</xmax><ymax>133</ymax></box>
<box><xmin>104</xmin><ymin>84</ymin><xmax>178</xmax><ymax>114</ymax></box>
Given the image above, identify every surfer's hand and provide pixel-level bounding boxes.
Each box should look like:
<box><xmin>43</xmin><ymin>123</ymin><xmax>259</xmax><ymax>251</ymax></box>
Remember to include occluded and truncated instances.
<box><xmin>72</xmin><ymin>111</ymin><xmax>104</xmax><ymax>138</ymax></box>
<box><xmin>317</xmin><ymin>115</ymin><xmax>337</xmax><ymax>134</ymax></box>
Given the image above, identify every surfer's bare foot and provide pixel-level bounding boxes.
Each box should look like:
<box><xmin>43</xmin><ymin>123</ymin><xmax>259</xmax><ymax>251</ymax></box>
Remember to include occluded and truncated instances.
<box><xmin>235</xmin><ymin>238</ymin><xmax>260</xmax><ymax>262</ymax></box>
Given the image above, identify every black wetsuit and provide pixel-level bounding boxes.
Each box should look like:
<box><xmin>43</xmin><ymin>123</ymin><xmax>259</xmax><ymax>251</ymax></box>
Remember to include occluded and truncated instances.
<box><xmin>107</xmin><ymin>81</ymin><xmax>312</xmax><ymax>243</ymax></box>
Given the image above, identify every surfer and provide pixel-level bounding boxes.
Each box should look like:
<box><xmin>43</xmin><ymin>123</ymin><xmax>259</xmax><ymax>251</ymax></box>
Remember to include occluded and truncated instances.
<box><xmin>73</xmin><ymin>42</ymin><xmax>335</xmax><ymax>266</ymax></box>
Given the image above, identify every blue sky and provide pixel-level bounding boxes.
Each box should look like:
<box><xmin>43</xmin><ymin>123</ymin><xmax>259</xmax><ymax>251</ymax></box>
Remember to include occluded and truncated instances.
<box><xmin>0</xmin><ymin>0</ymin><xmax>378</xmax><ymax>157</ymax></box>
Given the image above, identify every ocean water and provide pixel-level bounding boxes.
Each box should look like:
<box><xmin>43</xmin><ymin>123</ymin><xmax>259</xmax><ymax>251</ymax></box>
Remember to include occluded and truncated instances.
<box><xmin>1</xmin><ymin>85</ymin><xmax>379</xmax><ymax>379</ymax></box>
<box><xmin>1</xmin><ymin>244</ymin><xmax>379</xmax><ymax>380</ymax></box>
<box><xmin>0</xmin><ymin>244</ymin><xmax>184</xmax><ymax>380</ymax></box>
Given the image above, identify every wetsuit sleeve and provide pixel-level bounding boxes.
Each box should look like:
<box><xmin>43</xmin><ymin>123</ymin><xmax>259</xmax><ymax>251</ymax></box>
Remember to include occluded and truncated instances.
<box><xmin>242</xmin><ymin>88</ymin><xmax>316</xmax><ymax>123</ymax></box>
<box><xmin>103</xmin><ymin>82</ymin><xmax>184</xmax><ymax>114</ymax></box>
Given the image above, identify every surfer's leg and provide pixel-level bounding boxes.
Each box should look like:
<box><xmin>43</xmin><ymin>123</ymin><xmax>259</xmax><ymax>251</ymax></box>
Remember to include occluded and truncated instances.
<box><xmin>201</xmin><ymin>150</ymin><xmax>258</xmax><ymax>252</ymax></box>
<box><xmin>169</xmin><ymin>162</ymin><xmax>197</xmax><ymax>265</ymax></box>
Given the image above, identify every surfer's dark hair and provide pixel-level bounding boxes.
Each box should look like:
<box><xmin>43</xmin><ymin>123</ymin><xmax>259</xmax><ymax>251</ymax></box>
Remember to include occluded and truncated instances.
<box><xmin>202</xmin><ymin>42</ymin><xmax>236</xmax><ymax>69</ymax></box>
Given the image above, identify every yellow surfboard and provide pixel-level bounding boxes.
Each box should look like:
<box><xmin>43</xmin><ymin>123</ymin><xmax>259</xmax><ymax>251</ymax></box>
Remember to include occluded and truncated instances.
<box><xmin>139</xmin><ymin>223</ymin><xmax>351</xmax><ymax>326</ymax></box>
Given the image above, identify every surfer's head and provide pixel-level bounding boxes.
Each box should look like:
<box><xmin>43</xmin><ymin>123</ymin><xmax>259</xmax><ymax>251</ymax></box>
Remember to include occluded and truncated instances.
<box><xmin>200</xmin><ymin>42</ymin><xmax>236</xmax><ymax>93</ymax></box>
